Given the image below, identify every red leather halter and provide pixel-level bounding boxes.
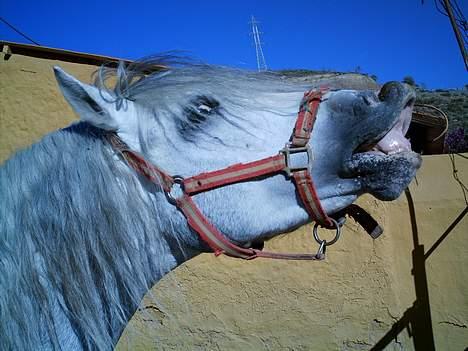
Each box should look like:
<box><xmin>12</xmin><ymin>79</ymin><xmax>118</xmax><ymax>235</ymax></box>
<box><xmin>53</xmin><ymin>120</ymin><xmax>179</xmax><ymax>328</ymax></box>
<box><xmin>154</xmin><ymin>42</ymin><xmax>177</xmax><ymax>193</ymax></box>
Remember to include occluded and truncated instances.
<box><xmin>108</xmin><ymin>89</ymin><xmax>341</xmax><ymax>260</ymax></box>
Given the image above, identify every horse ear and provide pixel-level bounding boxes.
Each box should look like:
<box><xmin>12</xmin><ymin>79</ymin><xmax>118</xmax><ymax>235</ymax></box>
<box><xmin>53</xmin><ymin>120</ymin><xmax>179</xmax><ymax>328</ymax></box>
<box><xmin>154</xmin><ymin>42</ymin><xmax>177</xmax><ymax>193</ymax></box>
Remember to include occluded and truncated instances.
<box><xmin>54</xmin><ymin>66</ymin><xmax>119</xmax><ymax>131</ymax></box>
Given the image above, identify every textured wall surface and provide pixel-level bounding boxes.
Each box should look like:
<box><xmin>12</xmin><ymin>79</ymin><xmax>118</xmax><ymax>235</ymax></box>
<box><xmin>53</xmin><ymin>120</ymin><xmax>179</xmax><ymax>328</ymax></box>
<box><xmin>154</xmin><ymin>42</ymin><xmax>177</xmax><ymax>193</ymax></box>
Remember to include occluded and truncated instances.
<box><xmin>0</xmin><ymin>54</ymin><xmax>94</xmax><ymax>163</ymax></box>
<box><xmin>1</xmin><ymin>54</ymin><xmax>467</xmax><ymax>350</ymax></box>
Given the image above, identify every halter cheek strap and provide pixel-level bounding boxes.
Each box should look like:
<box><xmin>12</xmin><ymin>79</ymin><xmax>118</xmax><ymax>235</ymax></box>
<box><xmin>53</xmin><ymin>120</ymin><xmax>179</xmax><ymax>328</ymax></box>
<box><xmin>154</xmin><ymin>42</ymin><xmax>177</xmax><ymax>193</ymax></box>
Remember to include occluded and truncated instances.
<box><xmin>108</xmin><ymin>89</ymin><xmax>347</xmax><ymax>260</ymax></box>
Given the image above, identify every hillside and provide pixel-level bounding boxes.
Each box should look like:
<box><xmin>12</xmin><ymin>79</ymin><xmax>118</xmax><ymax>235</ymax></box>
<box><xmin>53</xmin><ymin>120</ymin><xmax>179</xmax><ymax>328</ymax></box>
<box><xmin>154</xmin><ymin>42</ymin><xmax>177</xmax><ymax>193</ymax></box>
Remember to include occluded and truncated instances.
<box><xmin>415</xmin><ymin>88</ymin><xmax>468</xmax><ymax>152</ymax></box>
<box><xmin>416</xmin><ymin>88</ymin><xmax>468</xmax><ymax>132</ymax></box>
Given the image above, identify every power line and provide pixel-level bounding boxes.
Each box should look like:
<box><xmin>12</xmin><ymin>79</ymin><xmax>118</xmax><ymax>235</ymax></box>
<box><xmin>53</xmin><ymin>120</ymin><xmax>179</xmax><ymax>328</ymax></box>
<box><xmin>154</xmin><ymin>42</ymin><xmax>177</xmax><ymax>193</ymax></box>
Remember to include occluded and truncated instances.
<box><xmin>442</xmin><ymin>0</ymin><xmax>468</xmax><ymax>70</ymax></box>
<box><xmin>434</xmin><ymin>0</ymin><xmax>467</xmax><ymax>35</ymax></box>
<box><xmin>0</xmin><ymin>16</ymin><xmax>40</xmax><ymax>46</ymax></box>
<box><xmin>432</xmin><ymin>0</ymin><xmax>468</xmax><ymax>70</ymax></box>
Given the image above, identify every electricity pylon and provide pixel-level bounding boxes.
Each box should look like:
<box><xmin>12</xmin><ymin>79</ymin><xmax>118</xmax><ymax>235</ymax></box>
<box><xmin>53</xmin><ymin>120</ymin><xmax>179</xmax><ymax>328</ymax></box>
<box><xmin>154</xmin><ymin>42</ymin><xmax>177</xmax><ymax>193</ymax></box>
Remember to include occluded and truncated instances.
<box><xmin>250</xmin><ymin>16</ymin><xmax>268</xmax><ymax>72</ymax></box>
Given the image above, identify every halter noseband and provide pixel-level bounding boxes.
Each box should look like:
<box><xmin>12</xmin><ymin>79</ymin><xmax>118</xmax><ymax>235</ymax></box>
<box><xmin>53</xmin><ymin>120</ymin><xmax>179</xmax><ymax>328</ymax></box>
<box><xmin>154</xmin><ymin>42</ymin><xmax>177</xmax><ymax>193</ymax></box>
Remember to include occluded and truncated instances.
<box><xmin>108</xmin><ymin>89</ymin><xmax>378</xmax><ymax>260</ymax></box>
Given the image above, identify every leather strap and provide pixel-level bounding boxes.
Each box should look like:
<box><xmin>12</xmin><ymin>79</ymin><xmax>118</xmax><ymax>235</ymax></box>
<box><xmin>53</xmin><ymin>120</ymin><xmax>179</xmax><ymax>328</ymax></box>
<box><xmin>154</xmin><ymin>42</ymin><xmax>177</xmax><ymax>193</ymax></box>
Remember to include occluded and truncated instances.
<box><xmin>293</xmin><ymin>170</ymin><xmax>333</xmax><ymax>227</ymax></box>
<box><xmin>183</xmin><ymin>154</ymin><xmax>286</xmax><ymax>195</ymax></box>
<box><xmin>176</xmin><ymin>194</ymin><xmax>325</xmax><ymax>260</ymax></box>
<box><xmin>292</xmin><ymin>90</ymin><xmax>323</xmax><ymax>146</ymax></box>
<box><xmin>107</xmin><ymin>134</ymin><xmax>174</xmax><ymax>192</ymax></box>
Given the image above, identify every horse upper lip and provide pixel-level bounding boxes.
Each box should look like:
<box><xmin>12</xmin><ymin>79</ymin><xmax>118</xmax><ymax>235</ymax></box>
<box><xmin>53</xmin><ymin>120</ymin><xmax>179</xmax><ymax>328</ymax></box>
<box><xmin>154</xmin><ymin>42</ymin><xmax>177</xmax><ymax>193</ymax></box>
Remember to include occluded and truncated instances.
<box><xmin>355</xmin><ymin>92</ymin><xmax>415</xmax><ymax>156</ymax></box>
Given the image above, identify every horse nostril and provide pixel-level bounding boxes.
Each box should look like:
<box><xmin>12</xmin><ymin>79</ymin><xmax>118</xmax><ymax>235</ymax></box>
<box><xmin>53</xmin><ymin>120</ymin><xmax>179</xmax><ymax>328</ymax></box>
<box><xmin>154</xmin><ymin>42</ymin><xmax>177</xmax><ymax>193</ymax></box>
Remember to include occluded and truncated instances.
<box><xmin>378</xmin><ymin>82</ymin><xmax>402</xmax><ymax>102</ymax></box>
<box><xmin>405</xmin><ymin>98</ymin><xmax>415</xmax><ymax>109</ymax></box>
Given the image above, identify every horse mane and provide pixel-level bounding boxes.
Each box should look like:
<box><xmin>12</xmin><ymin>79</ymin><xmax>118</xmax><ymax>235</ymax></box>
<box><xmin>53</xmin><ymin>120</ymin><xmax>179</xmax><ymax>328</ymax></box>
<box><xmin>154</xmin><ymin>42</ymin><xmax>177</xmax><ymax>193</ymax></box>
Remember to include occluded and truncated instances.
<box><xmin>0</xmin><ymin>123</ymin><xmax>188</xmax><ymax>350</ymax></box>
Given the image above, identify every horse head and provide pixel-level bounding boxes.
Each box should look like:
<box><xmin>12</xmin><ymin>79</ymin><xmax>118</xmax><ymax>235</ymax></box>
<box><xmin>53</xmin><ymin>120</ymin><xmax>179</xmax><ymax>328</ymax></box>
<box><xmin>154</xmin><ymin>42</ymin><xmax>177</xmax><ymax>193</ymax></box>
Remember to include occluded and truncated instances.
<box><xmin>54</xmin><ymin>62</ymin><xmax>421</xmax><ymax>247</ymax></box>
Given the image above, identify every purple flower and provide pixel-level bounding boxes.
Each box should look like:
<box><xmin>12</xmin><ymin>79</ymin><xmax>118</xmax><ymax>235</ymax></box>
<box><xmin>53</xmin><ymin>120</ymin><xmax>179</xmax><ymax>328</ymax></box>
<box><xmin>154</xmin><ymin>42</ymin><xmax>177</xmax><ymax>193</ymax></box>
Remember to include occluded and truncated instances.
<box><xmin>445</xmin><ymin>127</ymin><xmax>468</xmax><ymax>153</ymax></box>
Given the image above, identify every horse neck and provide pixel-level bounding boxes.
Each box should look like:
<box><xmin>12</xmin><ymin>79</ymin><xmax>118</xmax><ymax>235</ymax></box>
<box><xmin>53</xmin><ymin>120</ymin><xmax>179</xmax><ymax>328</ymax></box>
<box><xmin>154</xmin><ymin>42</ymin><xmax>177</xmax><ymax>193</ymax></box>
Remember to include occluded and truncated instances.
<box><xmin>0</xmin><ymin>124</ymin><xmax>199</xmax><ymax>350</ymax></box>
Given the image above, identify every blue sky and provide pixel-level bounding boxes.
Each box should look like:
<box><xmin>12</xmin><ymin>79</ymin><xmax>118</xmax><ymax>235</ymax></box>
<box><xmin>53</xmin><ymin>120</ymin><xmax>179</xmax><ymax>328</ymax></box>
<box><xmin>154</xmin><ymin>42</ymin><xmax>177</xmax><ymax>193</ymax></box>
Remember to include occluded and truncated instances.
<box><xmin>1</xmin><ymin>0</ymin><xmax>466</xmax><ymax>89</ymax></box>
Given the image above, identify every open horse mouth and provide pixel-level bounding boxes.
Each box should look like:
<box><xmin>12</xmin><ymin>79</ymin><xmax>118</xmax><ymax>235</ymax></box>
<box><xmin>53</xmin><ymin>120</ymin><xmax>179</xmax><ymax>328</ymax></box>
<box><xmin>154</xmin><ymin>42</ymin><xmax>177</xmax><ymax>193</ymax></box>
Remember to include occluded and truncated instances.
<box><xmin>355</xmin><ymin>82</ymin><xmax>416</xmax><ymax>156</ymax></box>
<box><xmin>343</xmin><ymin>82</ymin><xmax>422</xmax><ymax>200</ymax></box>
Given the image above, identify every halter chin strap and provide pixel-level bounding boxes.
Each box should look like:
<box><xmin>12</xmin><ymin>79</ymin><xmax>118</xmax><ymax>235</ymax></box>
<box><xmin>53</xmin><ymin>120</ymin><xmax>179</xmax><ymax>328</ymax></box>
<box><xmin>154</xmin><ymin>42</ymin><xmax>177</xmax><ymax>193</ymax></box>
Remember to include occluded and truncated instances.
<box><xmin>108</xmin><ymin>89</ymin><xmax>342</xmax><ymax>260</ymax></box>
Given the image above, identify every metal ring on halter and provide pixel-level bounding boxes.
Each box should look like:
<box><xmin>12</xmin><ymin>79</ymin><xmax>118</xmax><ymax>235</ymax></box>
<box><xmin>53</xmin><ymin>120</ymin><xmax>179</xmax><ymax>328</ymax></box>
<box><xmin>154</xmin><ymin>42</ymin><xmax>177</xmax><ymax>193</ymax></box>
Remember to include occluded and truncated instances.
<box><xmin>167</xmin><ymin>175</ymin><xmax>185</xmax><ymax>205</ymax></box>
<box><xmin>313</xmin><ymin>218</ymin><xmax>342</xmax><ymax>246</ymax></box>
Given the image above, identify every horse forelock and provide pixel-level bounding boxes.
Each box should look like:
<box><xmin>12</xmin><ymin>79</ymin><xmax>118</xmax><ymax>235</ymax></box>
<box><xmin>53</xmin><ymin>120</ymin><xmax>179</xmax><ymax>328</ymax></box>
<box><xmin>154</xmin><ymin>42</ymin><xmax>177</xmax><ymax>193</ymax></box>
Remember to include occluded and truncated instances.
<box><xmin>0</xmin><ymin>123</ymin><xmax>188</xmax><ymax>350</ymax></box>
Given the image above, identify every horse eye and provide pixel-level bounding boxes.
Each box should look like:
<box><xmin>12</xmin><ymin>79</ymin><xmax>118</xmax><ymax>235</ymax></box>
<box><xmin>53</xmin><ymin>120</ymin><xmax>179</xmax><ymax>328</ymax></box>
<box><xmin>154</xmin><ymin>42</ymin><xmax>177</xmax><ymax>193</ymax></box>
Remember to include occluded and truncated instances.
<box><xmin>198</xmin><ymin>104</ymin><xmax>213</xmax><ymax>113</ymax></box>
<box><xmin>193</xmin><ymin>96</ymin><xmax>220</xmax><ymax>114</ymax></box>
<box><xmin>181</xmin><ymin>96</ymin><xmax>221</xmax><ymax>132</ymax></box>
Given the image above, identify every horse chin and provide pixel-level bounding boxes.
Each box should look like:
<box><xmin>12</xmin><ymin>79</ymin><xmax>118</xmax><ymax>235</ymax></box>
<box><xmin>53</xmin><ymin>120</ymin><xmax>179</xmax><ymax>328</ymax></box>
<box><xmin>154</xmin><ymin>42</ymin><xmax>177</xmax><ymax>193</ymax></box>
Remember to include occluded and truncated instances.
<box><xmin>342</xmin><ymin>151</ymin><xmax>422</xmax><ymax>200</ymax></box>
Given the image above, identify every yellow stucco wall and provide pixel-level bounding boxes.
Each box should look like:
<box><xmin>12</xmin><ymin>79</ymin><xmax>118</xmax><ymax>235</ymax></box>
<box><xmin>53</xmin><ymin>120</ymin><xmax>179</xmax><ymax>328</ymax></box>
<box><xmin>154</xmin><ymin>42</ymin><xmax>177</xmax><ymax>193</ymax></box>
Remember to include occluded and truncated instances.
<box><xmin>1</xmin><ymin>54</ymin><xmax>467</xmax><ymax>350</ymax></box>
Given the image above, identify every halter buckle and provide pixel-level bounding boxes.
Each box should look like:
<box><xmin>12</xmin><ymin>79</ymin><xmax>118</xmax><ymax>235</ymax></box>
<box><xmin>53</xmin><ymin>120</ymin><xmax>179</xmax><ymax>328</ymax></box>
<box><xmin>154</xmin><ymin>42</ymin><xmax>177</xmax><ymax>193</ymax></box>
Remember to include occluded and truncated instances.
<box><xmin>167</xmin><ymin>175</ymin><xmax>185</xmax><ymax>205</ymax></box>
<box><xmin>280</xmin><ymin>144</ymin><xmax>314</xmax><ymax>177</ymax></box>
<box><xmin>313</xmin><ymin>218</ymin><xmax>344</xmax><ymax>259</ymax></box>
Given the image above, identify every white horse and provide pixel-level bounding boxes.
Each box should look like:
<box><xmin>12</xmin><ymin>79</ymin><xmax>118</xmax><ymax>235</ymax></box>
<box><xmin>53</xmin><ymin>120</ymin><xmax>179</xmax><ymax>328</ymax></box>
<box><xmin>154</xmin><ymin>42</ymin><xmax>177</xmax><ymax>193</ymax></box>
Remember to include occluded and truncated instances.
<box><xmin>0</xmin><ymin>59</ymin><xmax>421</xmax><ymax>350</ymax></box>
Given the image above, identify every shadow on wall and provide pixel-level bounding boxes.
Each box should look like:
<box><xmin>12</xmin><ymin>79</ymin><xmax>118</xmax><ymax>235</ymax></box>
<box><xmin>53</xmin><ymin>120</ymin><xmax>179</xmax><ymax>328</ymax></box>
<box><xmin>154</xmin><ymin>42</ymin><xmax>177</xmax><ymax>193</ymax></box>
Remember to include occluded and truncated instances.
<box><xmin>371</xmin><ymin>189</ymin><xmax>468</xmax><ymax>351</ymax></box>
